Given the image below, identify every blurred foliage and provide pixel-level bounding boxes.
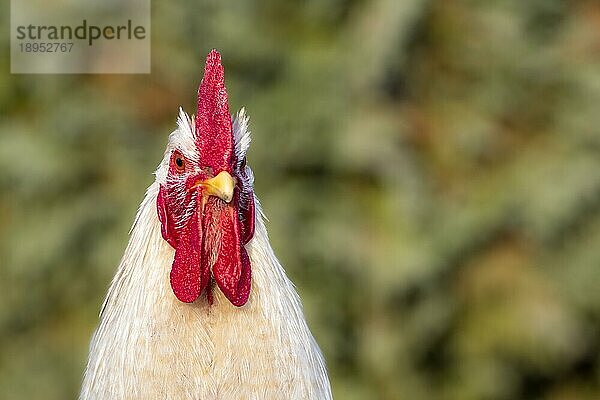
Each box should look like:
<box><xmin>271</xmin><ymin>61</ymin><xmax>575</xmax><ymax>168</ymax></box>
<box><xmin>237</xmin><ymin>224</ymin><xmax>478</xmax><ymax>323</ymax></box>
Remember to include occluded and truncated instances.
<box><xmin>1</xmin><ymin>0</ymin><xmax>600</xmax><ymax>399</ymax></box>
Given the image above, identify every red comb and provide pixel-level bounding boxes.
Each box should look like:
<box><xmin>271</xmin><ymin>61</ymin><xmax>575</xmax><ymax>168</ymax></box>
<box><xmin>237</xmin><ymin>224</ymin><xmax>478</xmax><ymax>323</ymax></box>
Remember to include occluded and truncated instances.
<box><xmin>195</xmin><ymin>49</ymin><xmax>234</xmax><ymax>173</ymax></box>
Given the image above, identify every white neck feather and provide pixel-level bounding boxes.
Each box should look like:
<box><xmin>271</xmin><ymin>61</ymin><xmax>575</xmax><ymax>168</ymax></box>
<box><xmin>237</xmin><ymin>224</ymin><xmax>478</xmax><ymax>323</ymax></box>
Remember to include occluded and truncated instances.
<box><xmin>80</xmin><ymin>182</ymin><xmax>332</xmax><ymax>399</ymax></box>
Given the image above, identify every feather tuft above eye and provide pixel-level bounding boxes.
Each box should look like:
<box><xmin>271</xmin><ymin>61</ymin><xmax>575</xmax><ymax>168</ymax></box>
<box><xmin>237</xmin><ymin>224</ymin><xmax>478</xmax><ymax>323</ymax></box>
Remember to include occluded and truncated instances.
<box><xmin>233</xmin><ymin>107</ymin><xmax>251</xmax><ymax>166</ymax></box>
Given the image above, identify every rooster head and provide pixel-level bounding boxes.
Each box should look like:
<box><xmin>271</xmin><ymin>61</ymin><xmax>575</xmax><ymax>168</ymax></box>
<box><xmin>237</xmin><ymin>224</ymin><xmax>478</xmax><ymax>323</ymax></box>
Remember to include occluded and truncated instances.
<box><xmin>156</xmin><ymin>50</ymin><xmax>255</xmax><ymax>306</ymax></box>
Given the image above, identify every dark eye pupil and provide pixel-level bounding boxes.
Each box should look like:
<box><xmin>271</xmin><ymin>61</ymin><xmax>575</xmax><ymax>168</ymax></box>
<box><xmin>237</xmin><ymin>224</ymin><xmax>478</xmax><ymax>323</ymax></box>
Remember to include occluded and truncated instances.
<box><xmin>176</xmin><ymin>158</ymin><xmax>183</xmax><ymax>168</ymax></box>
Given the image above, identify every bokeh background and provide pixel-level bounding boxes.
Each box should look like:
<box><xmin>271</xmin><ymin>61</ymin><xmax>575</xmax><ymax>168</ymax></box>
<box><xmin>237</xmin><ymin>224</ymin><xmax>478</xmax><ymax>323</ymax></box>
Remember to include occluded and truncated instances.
<box><xmin>1</xmin><ymin>1</ymin><xmax>600</xmax><ymax>399</ymax></box>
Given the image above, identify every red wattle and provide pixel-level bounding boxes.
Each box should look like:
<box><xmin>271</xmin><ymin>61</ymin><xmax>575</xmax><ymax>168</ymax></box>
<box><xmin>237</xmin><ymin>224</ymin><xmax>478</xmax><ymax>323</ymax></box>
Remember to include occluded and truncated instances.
<box><xmin>203</xmin><ymin>197</ymin><xmax>251</xmax><ymax>307</ymax></box>
<box><xmin>170</xmin><ymin>209</ymin><xmax>209</xmax><ymax>303</ymax></box>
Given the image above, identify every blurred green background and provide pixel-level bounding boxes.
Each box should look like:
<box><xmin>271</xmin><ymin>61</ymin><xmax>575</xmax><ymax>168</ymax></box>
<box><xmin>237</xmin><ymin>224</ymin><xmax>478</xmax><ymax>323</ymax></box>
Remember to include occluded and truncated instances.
<box><xmin>2</xmin><ymin>0</ymin><xmax>600</xmax><ymax>399</ymax></box>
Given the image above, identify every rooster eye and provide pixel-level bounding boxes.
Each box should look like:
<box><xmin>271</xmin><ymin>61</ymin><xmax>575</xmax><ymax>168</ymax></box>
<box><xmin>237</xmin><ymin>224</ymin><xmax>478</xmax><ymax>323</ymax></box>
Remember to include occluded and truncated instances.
<box><xmin>172</xmin><ymin>151</ymin><xmax>186</xmax><ymax>172</ymax></box>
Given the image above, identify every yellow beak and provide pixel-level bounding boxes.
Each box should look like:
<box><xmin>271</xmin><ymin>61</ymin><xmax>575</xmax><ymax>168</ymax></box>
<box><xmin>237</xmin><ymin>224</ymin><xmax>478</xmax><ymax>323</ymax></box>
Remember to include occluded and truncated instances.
<box><xmin>192</xmin><ymin>171</ymin><xmax>235</xmax><ymax>203</ymax></box>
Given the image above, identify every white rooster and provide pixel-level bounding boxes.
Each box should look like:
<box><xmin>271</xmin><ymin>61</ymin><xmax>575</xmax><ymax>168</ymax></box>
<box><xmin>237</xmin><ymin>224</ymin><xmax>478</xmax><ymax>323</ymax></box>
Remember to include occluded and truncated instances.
<box><xmin>80</xmin><ymin>50</ymin><xmax>332</xmax><ymax>399</ymax></box>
